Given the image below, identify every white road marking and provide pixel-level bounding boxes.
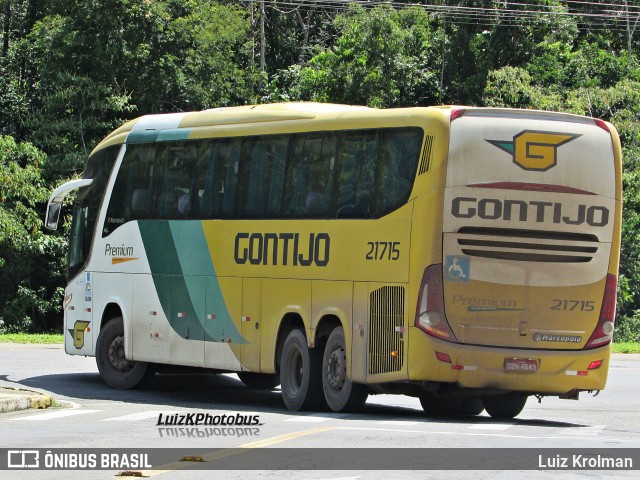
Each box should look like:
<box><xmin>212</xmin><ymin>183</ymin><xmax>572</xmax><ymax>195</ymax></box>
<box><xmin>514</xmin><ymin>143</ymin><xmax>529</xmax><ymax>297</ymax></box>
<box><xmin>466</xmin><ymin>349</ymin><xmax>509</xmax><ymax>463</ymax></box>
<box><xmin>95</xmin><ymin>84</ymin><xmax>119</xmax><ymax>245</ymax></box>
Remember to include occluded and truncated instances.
<box><xmin>103</xmin><ymin>410</ymin><xmax>169</xmax><ymax>422</ymax></box>
<box><xmin>333</xmin><ymin>426</ymin><xmax>622</xmax><ymax>442</ymax></box>
<box><xmin>469</xmin><ymin>423</ymin><xmax>514</xmax><ymax>431</ymax></box>
<box><xmin>283</xmin><ymin>413</ymin><xmax>349</xmax><ymax>423</ymax></box>
<box><xmin>10</xmin><ymin>409</ymin><xmax>101</xmax><ymax>421</ymax></box>
<box><xmin>284</xmin><ymin>416</ymin><xmax>331</xmax><ymax>423</ymax></box>
<box><xmin>380</xmin><ymin>420</ymin><xmax>421</xmax><ymax>426</ymax></box>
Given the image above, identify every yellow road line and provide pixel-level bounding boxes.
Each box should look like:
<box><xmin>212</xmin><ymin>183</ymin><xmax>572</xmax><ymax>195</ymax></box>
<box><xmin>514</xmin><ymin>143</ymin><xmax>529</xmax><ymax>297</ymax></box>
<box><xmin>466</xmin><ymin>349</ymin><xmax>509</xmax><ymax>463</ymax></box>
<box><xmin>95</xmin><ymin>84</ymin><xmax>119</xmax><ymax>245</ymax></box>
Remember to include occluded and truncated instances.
<box><xmin>131</xmin><ymin>425</ymin><xmax>335</xmax><ymax>477</ymax></box>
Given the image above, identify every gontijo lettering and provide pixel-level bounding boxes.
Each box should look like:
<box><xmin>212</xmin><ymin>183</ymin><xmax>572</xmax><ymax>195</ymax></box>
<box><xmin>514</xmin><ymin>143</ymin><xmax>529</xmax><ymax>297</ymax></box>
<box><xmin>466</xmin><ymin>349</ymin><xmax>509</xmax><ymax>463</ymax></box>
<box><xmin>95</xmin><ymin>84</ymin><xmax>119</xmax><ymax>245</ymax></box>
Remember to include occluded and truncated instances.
<box><xmin>451</xmin><ymin>197</ymin><xmax>609</xmax><ymax>227</ymax></box>
<box><xmin>234</xmin><ymin>232</ymin><xmax>330</xmax><ymax>266</ymax></box>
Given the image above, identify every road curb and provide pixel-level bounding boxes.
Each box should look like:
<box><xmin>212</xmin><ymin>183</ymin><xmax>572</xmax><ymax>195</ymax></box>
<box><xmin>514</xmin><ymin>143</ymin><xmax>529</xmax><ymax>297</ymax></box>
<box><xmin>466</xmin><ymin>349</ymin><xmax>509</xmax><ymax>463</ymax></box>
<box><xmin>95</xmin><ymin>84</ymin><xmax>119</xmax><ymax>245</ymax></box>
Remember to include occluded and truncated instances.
<box><xmin>0</xmin><ymin>387</ymin><xmax>53</xmax><ymax>413</ymax></box>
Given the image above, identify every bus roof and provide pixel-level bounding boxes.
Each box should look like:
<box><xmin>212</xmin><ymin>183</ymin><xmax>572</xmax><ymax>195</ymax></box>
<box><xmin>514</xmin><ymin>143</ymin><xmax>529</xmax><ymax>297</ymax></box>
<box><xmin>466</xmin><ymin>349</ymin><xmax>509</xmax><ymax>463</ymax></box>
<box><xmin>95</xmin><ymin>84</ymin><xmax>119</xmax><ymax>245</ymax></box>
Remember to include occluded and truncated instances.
<box><xmin>91</xmin><ymin>103</ymin><xmax>609</xmax><ymax>155</ymax></box>
<box><xmin>93</xmin><ymin>102</ymin><xmax>375</xmax><ymax>153</ymax></box>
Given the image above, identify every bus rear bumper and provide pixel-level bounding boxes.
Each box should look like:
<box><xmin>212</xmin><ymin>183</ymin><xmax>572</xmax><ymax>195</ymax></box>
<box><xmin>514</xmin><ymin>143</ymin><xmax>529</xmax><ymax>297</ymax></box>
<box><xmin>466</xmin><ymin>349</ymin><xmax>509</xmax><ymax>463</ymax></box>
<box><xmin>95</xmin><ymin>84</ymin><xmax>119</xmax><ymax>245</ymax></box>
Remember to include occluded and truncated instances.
<box><xmin>408</xmin><ymin>331</ymin><xmax>611</xmax><ymax>395</ymax></box>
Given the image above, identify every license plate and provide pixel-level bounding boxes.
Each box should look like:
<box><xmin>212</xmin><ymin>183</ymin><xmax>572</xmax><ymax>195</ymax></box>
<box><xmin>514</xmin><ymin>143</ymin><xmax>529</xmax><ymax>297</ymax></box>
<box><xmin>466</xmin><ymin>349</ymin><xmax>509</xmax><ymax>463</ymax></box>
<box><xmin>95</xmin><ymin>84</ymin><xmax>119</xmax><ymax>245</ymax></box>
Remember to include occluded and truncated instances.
<box><xmin>504</xmin><ymin>358</ymin><xmax>539</xmax><ymax>373</ymax></box>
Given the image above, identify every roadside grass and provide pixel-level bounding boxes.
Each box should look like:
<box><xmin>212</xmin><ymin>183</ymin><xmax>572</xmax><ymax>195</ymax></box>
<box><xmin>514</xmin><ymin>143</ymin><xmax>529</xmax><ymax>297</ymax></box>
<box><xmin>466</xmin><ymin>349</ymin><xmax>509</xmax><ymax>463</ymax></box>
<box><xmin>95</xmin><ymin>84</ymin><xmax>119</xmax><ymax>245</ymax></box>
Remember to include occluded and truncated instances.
<box><xmin>612</xmin><ymin>342</ymin><xmax>640</xmax><ymax>354</ymax></box>
<box><xmin>0</xmin><ymin>333</ymin><xmax>63</xmax><ymax>344</ymax></box>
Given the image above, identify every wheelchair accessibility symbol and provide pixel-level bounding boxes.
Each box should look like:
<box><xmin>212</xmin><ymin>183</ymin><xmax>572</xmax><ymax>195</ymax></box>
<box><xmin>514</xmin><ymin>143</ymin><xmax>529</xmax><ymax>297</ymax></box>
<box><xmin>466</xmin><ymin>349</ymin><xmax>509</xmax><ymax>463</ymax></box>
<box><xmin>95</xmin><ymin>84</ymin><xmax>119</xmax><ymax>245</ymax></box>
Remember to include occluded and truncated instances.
<box><xmin>445</xmin><ymin>255</ymin><xmax>470</xmax><ymax>283</ymax></box>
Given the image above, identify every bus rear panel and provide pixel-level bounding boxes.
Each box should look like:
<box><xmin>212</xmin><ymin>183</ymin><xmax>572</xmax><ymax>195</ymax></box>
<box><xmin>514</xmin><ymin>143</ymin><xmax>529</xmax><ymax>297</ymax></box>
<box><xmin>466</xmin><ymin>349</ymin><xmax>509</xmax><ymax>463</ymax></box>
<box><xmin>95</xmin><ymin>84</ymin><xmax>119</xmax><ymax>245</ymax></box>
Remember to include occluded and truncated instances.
<box><xmin>411</xmin><ymin>108</ymin><xmax>621</xmax><ymax>399</ymax></box>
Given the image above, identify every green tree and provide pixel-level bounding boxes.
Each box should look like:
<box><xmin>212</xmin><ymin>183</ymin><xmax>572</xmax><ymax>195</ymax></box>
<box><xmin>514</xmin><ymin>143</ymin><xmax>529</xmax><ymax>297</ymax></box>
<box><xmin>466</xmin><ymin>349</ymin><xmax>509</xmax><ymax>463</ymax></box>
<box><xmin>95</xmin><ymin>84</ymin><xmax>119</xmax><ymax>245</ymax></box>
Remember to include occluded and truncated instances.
<box><xmin>8</xmin><ymin>0</ymin><xmax>251</xmax><ymax>175</ymax></box>
<box><xmin>284</xmin><ymin>4</ymin><xmax>443</xmax><ymax>108</ymax></box>
<box><xmin>0</xmin><ymin>135</ymin><xmax>66</xmax><ymax>333</ymax></box>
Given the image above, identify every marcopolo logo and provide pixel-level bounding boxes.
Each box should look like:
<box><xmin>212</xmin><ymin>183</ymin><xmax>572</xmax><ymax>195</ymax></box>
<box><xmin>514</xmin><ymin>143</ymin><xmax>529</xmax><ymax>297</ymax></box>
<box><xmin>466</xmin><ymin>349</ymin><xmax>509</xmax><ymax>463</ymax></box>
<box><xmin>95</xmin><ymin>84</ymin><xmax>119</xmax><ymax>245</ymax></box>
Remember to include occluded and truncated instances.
<box><xmin>487</xmin><ymin>130</ymin><xmax>581</xmax><ymax>171</ymax></box>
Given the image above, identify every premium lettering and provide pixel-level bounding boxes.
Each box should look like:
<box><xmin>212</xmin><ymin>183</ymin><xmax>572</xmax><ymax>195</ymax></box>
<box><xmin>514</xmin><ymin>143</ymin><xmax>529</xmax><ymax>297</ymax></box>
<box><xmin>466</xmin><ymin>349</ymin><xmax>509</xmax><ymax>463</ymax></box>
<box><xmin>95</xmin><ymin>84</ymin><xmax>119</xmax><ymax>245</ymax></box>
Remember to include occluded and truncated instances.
<box><xmin>104</xmin><ymin>244</ymin><xmax>134</xmax><ymax>256</ymax></box>
<box><xmin>451</xmin><ymin>197</ymin><xmax>609</xmax><ymax>227</ymax></box>
<box><xmin>234</xmin><ymin>232</ymin><xmax>330</xmax><ymax>267</ymax></box>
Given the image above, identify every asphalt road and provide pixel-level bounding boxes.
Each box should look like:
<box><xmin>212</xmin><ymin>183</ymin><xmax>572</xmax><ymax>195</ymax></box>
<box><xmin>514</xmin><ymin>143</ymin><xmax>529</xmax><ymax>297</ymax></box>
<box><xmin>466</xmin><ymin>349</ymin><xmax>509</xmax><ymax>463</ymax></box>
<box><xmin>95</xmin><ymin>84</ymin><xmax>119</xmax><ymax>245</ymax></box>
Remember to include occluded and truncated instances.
<box><xmin>1</xmin><ymin>343</ymin><xmax>639</xmax><ymax>480</ymax></box>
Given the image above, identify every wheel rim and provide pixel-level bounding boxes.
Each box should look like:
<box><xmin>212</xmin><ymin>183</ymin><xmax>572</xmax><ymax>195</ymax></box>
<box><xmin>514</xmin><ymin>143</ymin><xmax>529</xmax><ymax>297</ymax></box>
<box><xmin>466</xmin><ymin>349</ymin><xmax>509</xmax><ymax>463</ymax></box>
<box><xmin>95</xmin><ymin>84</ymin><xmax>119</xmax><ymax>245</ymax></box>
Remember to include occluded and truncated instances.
<box><xmin>285</xmin><ymin>347</ymin><xmax>304</xmax><ymax>395</ymax></box>
<box><xmin>326</xmin><ymin>346</ymin><xmax>346</xmax><ymax>392</ymax></box>
<box><xmin>108</xmin><ymin>335</ymin><xmax>134</xmax><ymax>372</ymax></box>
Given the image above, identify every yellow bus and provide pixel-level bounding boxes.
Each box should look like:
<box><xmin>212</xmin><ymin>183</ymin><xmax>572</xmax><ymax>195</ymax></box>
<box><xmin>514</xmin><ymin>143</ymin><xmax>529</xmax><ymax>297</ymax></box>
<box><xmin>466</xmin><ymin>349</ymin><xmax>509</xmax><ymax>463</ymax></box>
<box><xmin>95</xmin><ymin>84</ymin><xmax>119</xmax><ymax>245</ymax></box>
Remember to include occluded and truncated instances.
<box><xmin>46</xmin><ymin>103</ymin><xmax>622</xmax><ymax>418</ymax></box>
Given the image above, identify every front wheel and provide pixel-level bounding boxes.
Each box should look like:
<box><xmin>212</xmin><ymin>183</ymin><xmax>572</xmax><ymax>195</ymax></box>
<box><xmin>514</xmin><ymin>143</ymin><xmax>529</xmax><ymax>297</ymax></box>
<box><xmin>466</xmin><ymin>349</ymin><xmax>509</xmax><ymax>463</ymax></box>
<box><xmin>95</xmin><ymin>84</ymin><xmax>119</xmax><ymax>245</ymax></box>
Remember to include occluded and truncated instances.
<box><xmin>322</xmin><ymin>327</ymin><xmax>368</xmax><ymax>412</ymax></box>
<box><xmin>482</xmin><ymin>393</ymin><xmax>528</xmax><ymax>419</ymax></box>
<box><xmin>96</xmin><ymin>317</ymin><xmax>154</xmax><ymax>389</ymax></box>
<box><xmin>280</xmin><ymin>329</ymin><xmax>325</xmax><ymax>411</ymax></box>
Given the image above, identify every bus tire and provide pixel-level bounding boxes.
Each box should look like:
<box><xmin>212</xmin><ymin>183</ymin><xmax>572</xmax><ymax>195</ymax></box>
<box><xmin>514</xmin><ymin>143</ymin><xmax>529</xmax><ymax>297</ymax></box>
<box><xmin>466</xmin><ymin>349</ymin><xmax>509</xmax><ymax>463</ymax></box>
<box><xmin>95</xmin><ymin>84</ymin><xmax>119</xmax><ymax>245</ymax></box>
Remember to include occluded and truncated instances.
<box><xmin>280</xmin><ymin>329</ymin><xmax>325</xmax><ymax>411</ymax></box>
<box><xmin>322</xmin><ymin>327</ymin><xmax>368</xmax><ymax>412</ymax></box>
<box><xmin>459</xmin><ymin>397</ymin><xmax>485</xmax><ymax>416</ymax></box>
<box><xmin>419</xmin><ymin>394</ymin><xmax>463</xmax><ymax>416</ymax></box>
<box><xmin>482</xmin><ymin>393</ymin><xmax>527</xmax><ymax>419</ymax></box>
<box><xmin>237</xmin><ymin>372</ymin><xmax>280</xmax><ymax>389</ymax></box>
<box><xmin>96</xmin><ymin>317</ymin><xmax>154</xmax><ymax>390</ymax></box>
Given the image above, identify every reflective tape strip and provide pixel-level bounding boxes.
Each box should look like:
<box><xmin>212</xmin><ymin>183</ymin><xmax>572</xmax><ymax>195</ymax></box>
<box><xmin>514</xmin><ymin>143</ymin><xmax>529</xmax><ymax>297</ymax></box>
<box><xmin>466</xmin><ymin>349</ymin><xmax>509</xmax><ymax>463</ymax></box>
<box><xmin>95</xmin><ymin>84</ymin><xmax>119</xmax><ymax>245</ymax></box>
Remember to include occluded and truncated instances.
<box><xmin>452</xmin><ymin>365</ymin><xmax>477</xmax><ymax>371</ymax></box>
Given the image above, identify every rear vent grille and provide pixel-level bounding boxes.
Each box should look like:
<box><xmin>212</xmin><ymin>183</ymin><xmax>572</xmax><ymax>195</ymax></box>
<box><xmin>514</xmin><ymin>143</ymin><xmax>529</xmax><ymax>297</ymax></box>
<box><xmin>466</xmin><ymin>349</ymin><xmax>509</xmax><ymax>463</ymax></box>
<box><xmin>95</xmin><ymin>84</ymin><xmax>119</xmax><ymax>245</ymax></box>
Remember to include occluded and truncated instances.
<box><xmin>368</xmin><ymin>286</ymin><xmax>405</xmax><ymax>375</ymax></box>
<box><xmin>456</xmin><ymin>227</ymin><xmax>599</xmax><ymax>263</ymax></box>
<box><xmin>418</xmin><ymin>135</ymin><xmax>434</xmax><ymax>175</ymax></box>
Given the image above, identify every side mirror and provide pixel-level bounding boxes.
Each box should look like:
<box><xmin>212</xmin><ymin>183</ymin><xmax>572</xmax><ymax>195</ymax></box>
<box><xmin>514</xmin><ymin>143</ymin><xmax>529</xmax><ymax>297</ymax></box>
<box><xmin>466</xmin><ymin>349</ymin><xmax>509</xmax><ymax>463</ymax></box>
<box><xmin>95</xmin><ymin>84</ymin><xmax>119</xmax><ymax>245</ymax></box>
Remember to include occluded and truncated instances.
<box><xmin>45</xmin><ymin>202</ymin><xmax>62</xmax><ymax>230</ymax></box>
<box><xmin>44</xmin><ymin>178</ymin><xmax>94</xmax><ymax>230</ymax></box>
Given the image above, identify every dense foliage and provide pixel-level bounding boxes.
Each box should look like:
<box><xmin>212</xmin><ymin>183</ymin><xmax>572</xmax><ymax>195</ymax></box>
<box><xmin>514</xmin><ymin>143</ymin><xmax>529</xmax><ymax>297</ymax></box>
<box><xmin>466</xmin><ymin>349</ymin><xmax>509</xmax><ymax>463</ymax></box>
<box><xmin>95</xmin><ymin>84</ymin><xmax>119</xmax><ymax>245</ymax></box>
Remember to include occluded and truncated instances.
<box><xmin>1</xmin><ymin>0</ymin><xmax>639</xmax><ymax>341</ymax></box>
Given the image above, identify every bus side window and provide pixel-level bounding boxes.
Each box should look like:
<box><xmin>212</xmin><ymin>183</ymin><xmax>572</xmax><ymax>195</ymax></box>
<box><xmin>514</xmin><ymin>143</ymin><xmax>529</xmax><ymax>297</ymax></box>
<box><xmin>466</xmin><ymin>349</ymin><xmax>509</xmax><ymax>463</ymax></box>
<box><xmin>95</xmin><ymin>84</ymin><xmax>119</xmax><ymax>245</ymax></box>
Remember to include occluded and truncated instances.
<box><xmin>222</xmin><ymin>140</ymin><xmax>241</xmax><ymax>217</ymax></box>
<box><xmin>305</xmin><ymin>134</ymin><xmax>336</xmax><ymax>217</ymax></box>
<box><xmin>283</xmin><ymin>133</ymin><xmax>335</xmax><ymax>218</ymax></box>
<box><xmin>153</xmin><ymin>143</ymin><xmax>197</xmax><ymax>219</ymax></box>
<box><xmin>198</xmin><ymin>139</ymin><xmax>241</xmax><ymax>219</ymax></box>
<box><xmin>283</xmin><ymin>135</ymin><xmax>310</xmax><ymax>217</ymax></box>
<box><xmin>265</xmin><ymin>137</ymin><xmax>287</xmax><ymax>216</ymax></box>
<box><xmin>103</xmin><ymin>144</ymin><xmax>155</xmax><ymax>236</ymax></box>
<box><xmin>336</xmin><ymin>132</ymin><xmax>376</xmax><ymax>218</ymax></box>
<box><xmin>238</xmin><ymin>136</ymin><xmax>287</xmax><ymax>217</ymax></box>
<box><xmin>374</xmin><ymin>129</ymin><xmax>421</xmax><ymax>216</ymax></box>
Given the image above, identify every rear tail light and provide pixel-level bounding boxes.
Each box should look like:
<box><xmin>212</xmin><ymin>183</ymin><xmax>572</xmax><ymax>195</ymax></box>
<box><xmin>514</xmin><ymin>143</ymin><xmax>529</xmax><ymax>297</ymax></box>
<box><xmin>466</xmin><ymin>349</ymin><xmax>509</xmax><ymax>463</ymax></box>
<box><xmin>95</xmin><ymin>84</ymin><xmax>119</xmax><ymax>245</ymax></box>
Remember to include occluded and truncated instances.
<box><xmin>415</xmin><ymin>264</ymin><xmax>458</xmax><ymax>343</ymax></box>
<box><xmin>450</xmin><ymin>108</ymin><xmax>465</xmax><ymax>121</ymax></box>
<box><xmin>584</xmin><ymin>274</ymin><xmax>617</xmax><ymax>349</ymax></box>
<box><xmin>594</xmin><ymin>118</ymin><xmax>610</xmax><ymax>133</ymax></box>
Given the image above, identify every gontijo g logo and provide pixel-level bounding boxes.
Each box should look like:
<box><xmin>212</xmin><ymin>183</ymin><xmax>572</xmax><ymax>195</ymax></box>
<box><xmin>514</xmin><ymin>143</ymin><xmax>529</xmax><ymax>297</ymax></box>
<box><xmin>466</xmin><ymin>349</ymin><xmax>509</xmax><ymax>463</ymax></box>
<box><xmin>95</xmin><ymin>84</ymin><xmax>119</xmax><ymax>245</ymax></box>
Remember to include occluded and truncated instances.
<box><xmin>487</xmin><ymin>130</ymin><xmax>581</xmax><ymax>171</ymax></box>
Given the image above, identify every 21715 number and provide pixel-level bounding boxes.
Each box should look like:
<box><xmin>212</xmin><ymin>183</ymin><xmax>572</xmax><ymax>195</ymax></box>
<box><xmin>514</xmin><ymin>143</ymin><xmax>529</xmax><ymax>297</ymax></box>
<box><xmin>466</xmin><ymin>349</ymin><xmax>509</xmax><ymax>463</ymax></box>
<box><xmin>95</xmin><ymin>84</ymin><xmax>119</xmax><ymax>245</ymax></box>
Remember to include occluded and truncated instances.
<box><xmin>366</xmin><ymin>242</ymin><xmax>400</xmax><ymax>261</ymax></box>
<box><xmin>551</xmin><ymin>299</ymin><xmax>595</xmax><ymax>311</ymax></box>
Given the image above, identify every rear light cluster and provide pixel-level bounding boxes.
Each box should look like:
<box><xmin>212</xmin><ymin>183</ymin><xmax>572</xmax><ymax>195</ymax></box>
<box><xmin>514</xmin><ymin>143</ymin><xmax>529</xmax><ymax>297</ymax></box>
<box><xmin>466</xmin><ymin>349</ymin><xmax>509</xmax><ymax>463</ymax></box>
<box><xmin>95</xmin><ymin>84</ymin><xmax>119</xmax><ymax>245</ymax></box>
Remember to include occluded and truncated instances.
<box><xmin>584</xmin><ymin>274</ymin><xmax>617</xmax><ymax>349</ymax></box>
<box><xmin>415</xmin><ymin>264</ymin><xmax>458</xmax><ymax>343</ymax></box>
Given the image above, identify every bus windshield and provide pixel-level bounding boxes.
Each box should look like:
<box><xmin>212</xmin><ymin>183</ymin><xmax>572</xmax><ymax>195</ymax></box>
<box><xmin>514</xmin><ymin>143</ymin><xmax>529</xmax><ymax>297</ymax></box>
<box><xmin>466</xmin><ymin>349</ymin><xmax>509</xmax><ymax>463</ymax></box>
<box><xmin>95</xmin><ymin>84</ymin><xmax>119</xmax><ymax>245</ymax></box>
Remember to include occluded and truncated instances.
<box><xmin>67</xmin><ymin>146</ymin><xmax>119</xmax><ymax>279</ymax></box>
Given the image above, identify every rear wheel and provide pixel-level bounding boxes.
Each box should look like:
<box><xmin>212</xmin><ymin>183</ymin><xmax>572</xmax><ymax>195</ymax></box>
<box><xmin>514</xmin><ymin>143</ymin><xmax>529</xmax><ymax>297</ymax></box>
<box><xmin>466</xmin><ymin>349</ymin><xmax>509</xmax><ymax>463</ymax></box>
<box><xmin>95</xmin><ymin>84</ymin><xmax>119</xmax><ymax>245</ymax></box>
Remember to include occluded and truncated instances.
<box><xmin>459</xmin><ymin>397</ymin><xmax>485</xmax><ymax>416</ymax></box>
<box><xmin>280</xmin><ymin>329</ymin><xmax>325</xmax><ymax>411</ymax></box>
<box><xmin>419</xmin><ymin>394</ymin><xmax>463</xmax><ymax>416</ymax></box>
<box><xmin>482</xmin><ymin>393</ymin><xmax>528</xmax><ymax>419</ymax></box>
<box><xmin>237</xmin><ymin>372</ymin><xmax>280</xmax><ymax>389</ymax></box>
<box><xmin>96</xmin><ymin>317</ymin><xmax>154</xmax><ymax>389</ymax></box>
<box><xmin>322</xmin><ymin>327</ymin><xmax>368</xmax><ymax>412</ymax></box>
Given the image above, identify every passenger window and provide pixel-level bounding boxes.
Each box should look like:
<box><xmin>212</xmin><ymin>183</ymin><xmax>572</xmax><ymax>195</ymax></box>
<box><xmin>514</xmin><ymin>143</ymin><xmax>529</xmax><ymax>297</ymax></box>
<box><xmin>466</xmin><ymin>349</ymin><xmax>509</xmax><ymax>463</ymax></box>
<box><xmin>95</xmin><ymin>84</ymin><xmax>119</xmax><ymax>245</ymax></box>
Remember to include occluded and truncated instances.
<box><xmin>198</xmin><ymin>139</ymin><xmax>241</xmax><ymax>218</ymax></box>
<box><xmin>153</xmin><ymin>143</ymin><xmax>198</xmax><ymax>219</ymax></box>
<box><xmin>374</xmin><ymin>129</ymin><xmax>422</xmax><ymax>216</ymax></box>
<box><xmin>103</xmin><ymin>144</ymin><xmax>155</xmax><ymax>236</ymax></box>
<box><xmin>238</xmin><ymin>136</ymin><xmax>287</xmax><ymax>217</ymax></box>
<box><xmin>336</xmin><ymin>131</ymin><xmax>377</xmax><ymax>218</ymax></box>
<box><xmin>283</xmin><ymin>133</ymin><xmax>336</xmax><ymax>218</ymax></box>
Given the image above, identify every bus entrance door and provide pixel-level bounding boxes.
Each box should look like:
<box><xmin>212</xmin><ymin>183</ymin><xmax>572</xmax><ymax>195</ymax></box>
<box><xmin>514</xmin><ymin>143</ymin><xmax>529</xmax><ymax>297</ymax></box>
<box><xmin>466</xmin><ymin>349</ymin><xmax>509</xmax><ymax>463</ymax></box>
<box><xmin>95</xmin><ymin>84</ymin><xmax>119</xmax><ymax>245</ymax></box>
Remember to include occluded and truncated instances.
<box><xmin>65</xmin><ymin>271</ymin><xmax>94</xmax><ymax>356</ymax></box>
